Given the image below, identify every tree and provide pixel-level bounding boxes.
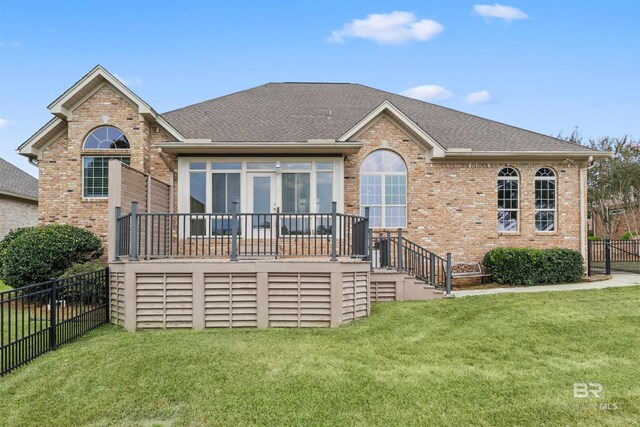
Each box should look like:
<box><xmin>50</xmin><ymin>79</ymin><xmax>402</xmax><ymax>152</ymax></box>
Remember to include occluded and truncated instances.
<box><xmin>558</xmin><ymin>129</ymin><xmax>640</xmax><ymax>238</ymax></box>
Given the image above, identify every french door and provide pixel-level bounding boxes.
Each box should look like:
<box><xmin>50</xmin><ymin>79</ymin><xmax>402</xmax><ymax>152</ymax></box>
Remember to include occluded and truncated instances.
<box><xmin>247</xmin><ymin>173</ymin><xmax>276</xmax><ymax>236</ymax></box>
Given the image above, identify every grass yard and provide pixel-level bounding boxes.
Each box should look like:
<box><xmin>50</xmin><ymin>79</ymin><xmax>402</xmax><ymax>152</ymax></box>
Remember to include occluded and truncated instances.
<box><xmin>590</xmin><ymin>261</ymin><xmax>640</xmax><ymax>274</ymax></box>
<box><xmin>0</xmin><ymin>280</ymin><xmax>10</xmax><ymax>292</ymax></box>
<box><xmin>1</xmin><ymin>287</ymin><xmax>639</xmax><ymax>426</ymax></box>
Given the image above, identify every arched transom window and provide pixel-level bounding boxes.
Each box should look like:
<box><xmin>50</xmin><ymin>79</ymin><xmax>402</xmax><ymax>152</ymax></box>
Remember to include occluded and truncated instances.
<box><xmin>497</xmin><ymin>167</ymin><xmax>519</xmax><ymax>232</ymax></box>
<box><xmin>82</xmin><ymin>126</ymin><xmax>130</xmax><ymax>198</ymax></box>
<box><xmin>360</xmin><ymin>150</ymin><xmax>407</xmax><ymax>228</ymax></box>
<box><xmin>535</xmin><ymin>167</ymin><xmax>556</xmax><ymax>231</ymax></box>
<box><xmin>83</xmin><ymin>126</ymin><xmax>130</xmax><ymax>149</ymax></box>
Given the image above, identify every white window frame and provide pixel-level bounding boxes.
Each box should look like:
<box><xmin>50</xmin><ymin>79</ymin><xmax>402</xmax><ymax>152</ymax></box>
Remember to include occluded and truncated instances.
<box><xmin>534</xmin><ymin>167</ymin><xmax>557</xmax><ymax>232</ymax></box>
<box><xmin>178</xmin><ymin>156</ymin><xmax>344</xmax><ymax>217</ymax></box>
<box><xmin>360</xmin><ymin>150</ymin><xmax>408</xmax><ymax>229</ymax></box>
<box><xmin>81</xmin><ymin>156</ymin><xmax>130</xmax><ymax>199</ymax></box>
<box><xmin>497</xmin><ymin>167</ymin><xmax>520</xmax><ymax>233</ymax></box>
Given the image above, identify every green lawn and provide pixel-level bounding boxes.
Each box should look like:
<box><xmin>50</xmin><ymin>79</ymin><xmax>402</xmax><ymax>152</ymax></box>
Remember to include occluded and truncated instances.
<box><xmin>1</xmin><ymin>288</ymin><xmax>639</xmax><ymax>426</ymax></box>
<box><xmin>0</xmin><ymin>279</ymin><xmax>10</xmax><ymax>292</ymax></box>
<box><xmin>590</xmin><ymin>261</ymin><xmax>640</xmax><ymax>274</ymax></box>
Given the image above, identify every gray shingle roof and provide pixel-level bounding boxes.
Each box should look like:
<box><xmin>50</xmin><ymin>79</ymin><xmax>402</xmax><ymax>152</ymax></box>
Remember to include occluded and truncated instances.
<box><xmin>162</xmin><ymin>82</ymin><xmax>595</xmax><ymax>153</ymax></box>
<box><xmin>0</xmin><ymin>157</ymin><xmax>38</xmax><ymax>200</ymax></box>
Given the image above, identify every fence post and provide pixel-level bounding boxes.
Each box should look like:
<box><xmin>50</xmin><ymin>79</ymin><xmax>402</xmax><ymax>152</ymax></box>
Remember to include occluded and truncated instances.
<box><xmin>430</xmin><ymin>253</ymin><xmax>435</xmax><ymax>286</ymax></box>
<box><xmin>587</xmin><ymin>239</ymin><xmax>592</xmax><ymax>276</ymax></box>
<box><xmin>49</xmin><ymin>278</ymin><xmax>58</xmax><ymax>350</ymax></box>
<box><xmin>605</xmin><ymin>238</ymin><xmax>611</xmax><ymax>275</ymax></box>
<box><xmin>231</xmin><ymin>202</ymin><xmax>238</xmax><ymax>262</ymax></box>
<box><xmin>114</xmin><ymin>207</ymin><xmax>121</xmax><ymax>260</ymax></box>
<box><xmin>445</xmin><ymin>253</ymin><xmax>452</xmax><ymax>297</ymax></box>
<box><xmin>130</xmin><ymin>201</ymin><xmax>138</xmax><ymax>261</ymax></box>
<box><xmin>397</xmin><ymin>228</ymin><xmax>403</xmax><ymax>272</ymax></box>
<box><xmin>331</xmin><ymin>201</ymin><xmax>337</xmax><ymax>261</ymax></box>
<box><xmin>104</xmin><ymin>267</ymin><xmax>110</xmax><ymax>324</ymax></box>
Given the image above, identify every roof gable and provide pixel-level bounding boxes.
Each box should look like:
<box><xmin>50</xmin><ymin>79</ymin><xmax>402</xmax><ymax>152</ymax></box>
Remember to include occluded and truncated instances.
<box><xmin>18</xmin><ymin>65</ymin><xmax>184</xmax><ymax>159</ymax></box>
<box><xmin>0</xmin><ymin>157</ymin><xmax>38</xmax><ymax>201</ymax></box>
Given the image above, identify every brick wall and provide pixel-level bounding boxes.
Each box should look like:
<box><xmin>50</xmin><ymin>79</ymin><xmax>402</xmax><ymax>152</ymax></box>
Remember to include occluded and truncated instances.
<box><xmin>344</xmin><ymin>115</ymin><xmax>586</xmax><ymax>262</ymax></box>
<box><xmin>0</xmin><ymin>195</ymin><xmax>38</xmax><ymax>239</ymax></box>
<box><xmin>38</xmin><ymin>85</ymin><xmax>176</xmax><ymax>245</ymax></box>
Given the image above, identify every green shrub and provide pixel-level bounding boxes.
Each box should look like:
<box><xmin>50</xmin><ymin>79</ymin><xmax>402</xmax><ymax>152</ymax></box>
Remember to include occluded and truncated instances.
<box><xmin>60</xmin><ymin>259</ymin><xmax>107</xmax><ymax>278</ymax></box>
<box><xmin>483</xmin><ymin>247</ymin><xmax>584</xmax><ymax>286</ymax></box>
<box><xmin>588</xmin><ymin>235</ymin><xmax>602</xmax><ymax>241</ymax></box>
<box><xmin>620</xmin><ymin>231</ymin><xmax>639</xmax><ymax>240</ymax></box>
<box><xmin>1</xmin><ymin>224</ymin><xmax>103</xmax><ymax>288</ymax></box>
<box><xmin>0</xmin><ymin>227</ymin><xmax>34</xmax><ymax>278</ymax></box>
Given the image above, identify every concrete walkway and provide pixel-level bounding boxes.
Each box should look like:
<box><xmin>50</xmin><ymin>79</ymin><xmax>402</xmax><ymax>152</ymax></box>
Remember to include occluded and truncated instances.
<box><xmin>452</xmin><ymin>274</ymin><xmax>640</xmax><ymax>298</ymax></box>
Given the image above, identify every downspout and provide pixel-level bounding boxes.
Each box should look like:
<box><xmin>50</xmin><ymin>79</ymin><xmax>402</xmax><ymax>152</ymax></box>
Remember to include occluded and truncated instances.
<box><xmin>580</xmin><ymin>156</ymin><xmax>596</xmax><ymax>262</ymax></box>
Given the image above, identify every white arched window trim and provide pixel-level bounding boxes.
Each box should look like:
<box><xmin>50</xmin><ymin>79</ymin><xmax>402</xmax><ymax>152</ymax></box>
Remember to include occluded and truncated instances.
<box><xmin>360</xmin><ymin>150</ymin><xmax>407</xmax><ymax>228</ymax></box>
<box><xmin>497</xmin><ymin>167</ymin><xmax>519</xmax><ymax>232</ymax></box>
<box><xmin>535</xmin><ymin>167</ymin><xmax>557</xmax><ymax>232</ymax></box>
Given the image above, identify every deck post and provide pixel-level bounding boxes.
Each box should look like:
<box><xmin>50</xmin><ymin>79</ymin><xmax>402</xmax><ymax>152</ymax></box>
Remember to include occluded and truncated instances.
<box><xmin>330</xmin><ymin>201</ymin><xmax>337</xmax><ymax>261</ymax></box>
<box><xmin>130</xmin><ymin>201</ymin><xmax>138</xmax><ymax>261</ymax></box>
<box><xmin>231</xmin><ymin>202</ymin><xmax>238</xmax><ymax>262</ymax></box>
<box><xmin>604</xmin><ymin>238</ymin><xmax>611</xmax><ymax>275</ymax></box>
<box><xmin>364</xmin><ymin>207</ymin><xmax>370</xmax><ymax>263</ymax></box>
<box><xmin>114</xmin><ymin>207</ymin><xmax>121</xmax><ymax>260</ymax></box>
<box><xmin>397</xmin><ymin>228</ymin><xmax>403</xmax><ymax>272</ymax></box>
<box><xmin>430</xmin><ymin>253</ymin><xmax>436</xmax><ymax>286</ymax></box>
<box><xmin>445</xmin><ymin>252</ymin><xmax>453</xmax><ymax>297</ymax></box>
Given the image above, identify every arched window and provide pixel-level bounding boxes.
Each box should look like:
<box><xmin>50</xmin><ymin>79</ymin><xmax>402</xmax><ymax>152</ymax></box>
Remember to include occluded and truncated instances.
<box><xmin>535</xmin><ymin>167</ymin><xmax>556</xmax><ymax>231</ymax></box>
<box><xmin>82</xmin><ymin>126</ymin><xmax>130</xmax><ymax>198</ymax></box>
<box><xmin>83</xmin><ymin>126</ymin><xmax>130</xmax><ymax>149</ymax></box>
<box><xmin>497</xmin><ymin>167</ymin><xmax>519</xmax><ymax>232</ymax></box>
<box><xmin>360</xmin><ymin>150</ymin><xmax>407</xmax><ymax>228</ymax></box>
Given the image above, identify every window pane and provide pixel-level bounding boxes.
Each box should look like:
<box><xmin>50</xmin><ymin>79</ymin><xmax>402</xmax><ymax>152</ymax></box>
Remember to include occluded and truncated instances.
<box><xmin>280</xmin><ymin>217</ymin><xmax>311</xmax><ymax>235</ymax></box>
<box><xmin>190</xmin><ymin>162</ymin><xmax>206</xmax><ymax>170</ymax></box>
<box><xmin>280</xmin><ymin>162</ymin><xmax>311</xmax><ymax>170</ymax></box>
<box><xmin>535</xmin><ymin>211</ymin><xmax>555</xmax><ymax>232</ymax></box>
<box><xmin>385</xmin><ymin>206</ymin><xmax>406</xmax><ymax>228</ymax></box>
<box><xmin>83</xmin><ymin>156</ymin><xmax>129</xmax><ymax>198</ymax></box>
<box><xmin>190</xmin><ymin>172</ymin><xmax>206</xmax><ymax>213</ymax></box>
<box><xmin>385</xmin><ymin>175</ymin><xmax>406</xmax><ymax>205</ymax></box>
<box><xmin>84</xmin><ymin>126</ymin><xmax>130</xmax><ymax>149</ymax></box>
<box><xmin>361</xmin><ymin>150</ymin><xmax>406</xmax><ymax>173</ymax></box>
<box><xmin>227</xmin><ymin>173</ymin><xmax>240</xmax><ymax>212</ymax></box>
<box><xmin>361</xmin><ymin>206</ymin><xmax>382</xmax><ymax>228</ymax></box>
<box><xmin>247</xmin><ymin>162</ymin><xmax>276</xmax><ymax>170</ymax></box>
<box><xmin>317</xmin><ymin>172</ymin><xmax>333</xmax><ymax>213</ymax></box>
<box><xmin>316</xmin><ymin>162</ymin><xmax>334</xmax><ymax>170</ymax></box>
<box><xmin>282</xmin><ymin>173</ymin><xmax>310</xmax><ymax>213</ymax></box>
<box><xmin>360</xmin><ymin>175</ymin><xmax>382</xmax><ymax>205</ymax></box>
<box><xmin>498</xmin><ymin>211</ymin><xmax>518</xmax><ymax>232</ymax></box>
<box><xmin>212</xmin><ymin>174</ymin><xmax>227</xmax><ymax>213</ymax></box>
<box><xmin>212</xmin><ymin>162</ymin><xmax>241</xmax><ymax>170</ymax></box>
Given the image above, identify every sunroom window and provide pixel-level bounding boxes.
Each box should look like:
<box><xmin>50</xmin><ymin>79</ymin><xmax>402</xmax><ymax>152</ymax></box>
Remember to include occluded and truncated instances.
<box><xmin>360</xmin><ymin>150</ymin><xmax>407</xmax><ymax>228</ymax></box>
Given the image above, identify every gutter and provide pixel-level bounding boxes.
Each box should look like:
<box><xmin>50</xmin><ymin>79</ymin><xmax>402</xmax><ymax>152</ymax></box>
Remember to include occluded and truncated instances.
<box><xmin>0</xmin><ymin>189</ymin><xmax>38</xmax><ymax>203</ymax></box>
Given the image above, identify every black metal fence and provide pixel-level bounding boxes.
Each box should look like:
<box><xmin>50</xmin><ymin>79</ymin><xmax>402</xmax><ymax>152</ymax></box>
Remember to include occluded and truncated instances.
<box><xmin>588</xmin><ymin>239</ymin><xmax>640</xmax><ymax>275</ymax></box>
<box><xmin>0</xmin><ymin>268</ymin><xmax>109</xmax><ymax>376</ymax></box>
<box><xmin>115</xmin><ymin>202</ymin><xmax>370</xmax><ymax>261</ymax></box>
<box><xmin>372</xmin><ymin>229</ymin><xmax>452</xmax><ymax>293</ymax></box>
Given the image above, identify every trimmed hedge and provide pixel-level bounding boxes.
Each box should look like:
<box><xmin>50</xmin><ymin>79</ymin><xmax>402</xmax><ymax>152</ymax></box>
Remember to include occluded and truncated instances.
<box><xmin>483</xmin><ymin>247</ymin><xmax>584</xmax><ymax>286</ymax></box>
<box><xmin>1</xmin><ymin>224</ymin><xmax>103</xmax><ymax>288</ymax></box>
<box><xmin>0</xmin><ymin>227</ymin><xmax>33</xmax><ymax>278</ymax></box>
<box><xmin>621</xmin><ymin>231</ymin><xmax>639</xmax><ymax>241</ymax></box>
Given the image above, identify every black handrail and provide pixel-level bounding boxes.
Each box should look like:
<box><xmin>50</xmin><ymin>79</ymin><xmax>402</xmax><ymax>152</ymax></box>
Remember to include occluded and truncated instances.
<box><xmin>373</xmin><ymin>230</ymin><xmax>451</xmax><ymax>292</ymax></box>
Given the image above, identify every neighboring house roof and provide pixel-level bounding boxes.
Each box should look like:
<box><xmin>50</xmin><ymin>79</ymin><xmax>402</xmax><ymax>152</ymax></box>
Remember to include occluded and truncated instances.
<box><xmin>162</xmin><ymin>82</ymin><xmax>598</xmax><ymax>155</ymax></box>
<box><xmin>0</xmin><ymin>157</ymin><xmax>38</xmax><ymax>201</ymax></box>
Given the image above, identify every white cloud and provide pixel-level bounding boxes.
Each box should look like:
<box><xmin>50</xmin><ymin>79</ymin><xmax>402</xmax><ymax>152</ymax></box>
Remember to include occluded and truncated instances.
<box><xmin>473</xmin><ymin>4</ymin><xmax>528</xmax><ymax>21</ymax></box>
<box><xmin>401</xmin><ymin>84</ymin><xmax>453</xmax><ymax>101</ymax></box>
<box><xmin>327</xmin><ymin>11</ymin><xmax>444</xmax><ymax>45</ymax></box>
<box><xmin>0</xmin><ymin>118</ymin><xmax>13</xmax><ymax>129</ymax></box>
<box><xmin>0</xmin><ymin>41</ymin><xmax>21</xmax><ymax>47</ymax></box>
<box><xmin>113</xmin><ymin>73</ymin><xmax>142</xmax><ymax>87</ymax></box>
<box><xmin>465</xmin><ymin>90</ymin><xmax>492</xmax><ymax>104</ymax></box>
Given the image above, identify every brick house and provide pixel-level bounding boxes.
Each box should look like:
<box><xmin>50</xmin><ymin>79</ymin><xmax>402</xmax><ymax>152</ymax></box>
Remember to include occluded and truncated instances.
<box><xmin>0</xmin><ymin>157</ymin><xmax>38</xmax><ymax>239</ymax></box>
<box><xmin>15</xmin><ymin>65</ymin><xmax>610</xmax><ymax>329</ymax></box>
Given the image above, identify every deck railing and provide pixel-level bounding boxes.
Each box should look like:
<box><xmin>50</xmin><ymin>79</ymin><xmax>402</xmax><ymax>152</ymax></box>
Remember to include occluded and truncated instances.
<box><xmin>372</xmin><ymin>229</ymin><xmax>452</xmax><ymax>293</ymax></box>
<box><xmin>115</xmin><ymin>202</ymin><xmax>370</xmax><ymax>261</ymax></box>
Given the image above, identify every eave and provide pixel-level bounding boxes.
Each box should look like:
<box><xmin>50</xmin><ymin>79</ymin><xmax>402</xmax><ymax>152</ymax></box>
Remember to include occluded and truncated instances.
<box><xmin>440</xmin><ymin>149</ymin><xmax>613</xmax><ymax>161</ymax></box>
<box><xmin>156</xmin><ymin>140</ymin><xmax>364</xmax><ymax>155</ymax></box>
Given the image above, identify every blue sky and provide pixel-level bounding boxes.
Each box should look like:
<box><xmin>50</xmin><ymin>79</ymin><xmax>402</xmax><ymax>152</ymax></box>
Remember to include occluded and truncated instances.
<box><xmin>0</xmin><ymin>0</ymin><xmax>638</xmax><ymax>177</ymax></box>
